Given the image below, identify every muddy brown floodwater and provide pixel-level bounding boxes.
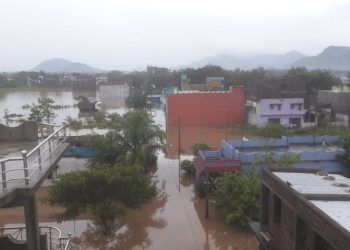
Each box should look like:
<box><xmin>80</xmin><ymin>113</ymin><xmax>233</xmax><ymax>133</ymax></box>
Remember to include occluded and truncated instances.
<box><xmin>0</xmin><ymin>152</ymin><xmax>258</xmax><ymax>250</ymax></box>
<box><xmin>0</xmin><ymin>99</ymin><xmax>258</xmax><ymax>249</ymax></box>
<box><xmin>166</xmin><ymin>125</ymin><xmax>241</xmax><ymax>158</ymax></box>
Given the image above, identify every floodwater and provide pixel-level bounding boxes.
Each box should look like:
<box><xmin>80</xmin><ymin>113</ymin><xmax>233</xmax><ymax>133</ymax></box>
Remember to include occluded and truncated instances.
<box><xmin>166</xmin><ymin>125</ymin><xmax>241</xmax><ymax>158</ymax></box>
<box><xmin>0</xmin><ymin>87</ymin><xmax>129</xmax><ymax>125</ymax></box>
<box><xmin>0</xmin><ymin>89</ymin><xmax>258</xmax><ymax>250</ymax></box>
<box><xmin>0</xmin><ymin>154</ymin><xmax>258</xmax><ymax>250</ymax></box>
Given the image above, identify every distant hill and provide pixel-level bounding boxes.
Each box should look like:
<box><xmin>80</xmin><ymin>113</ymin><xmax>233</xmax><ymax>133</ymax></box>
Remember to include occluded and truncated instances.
<box><xmin>33</xmin><ymin>58</ymin><xmax>103</xmax><ymax>73</ymax></box>
<box><xmin>186</xmin><ymin>51</ymin><xmax>306</xmax><ymax>70</ymax></box>
<box><xmin>293</xmin><ymin>46</ymin><xmax>350</xmax><ymax>70</ymax></box>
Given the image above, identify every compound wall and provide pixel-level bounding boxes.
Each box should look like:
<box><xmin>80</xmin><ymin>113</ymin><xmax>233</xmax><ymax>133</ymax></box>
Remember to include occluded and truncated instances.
<box><xmin>167</xmin><ymin>87</ymin><xmax>244</xmax><ymax>126</ymax></box>
<box><xmin>0</xmin><ymin>121</ymin><xmax>38</xmax><ymax>142</ymax></box>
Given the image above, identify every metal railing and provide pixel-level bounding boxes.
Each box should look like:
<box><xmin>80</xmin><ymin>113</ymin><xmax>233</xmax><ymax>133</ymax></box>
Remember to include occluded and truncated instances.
<box><xmin>194</xmin><ymin>156</ymin><xmax>241</xmax><ymax>169</ymax></box>
<box><xmin>38</xmin><ymin>122</ymin><xmax>61</xmax><ymax>139</ymax></box>
<box><xmin>0</xmin><ymin>225</ymin><xmax>72</xmax><ymax>250</ymax></box>
<box><xmin>0</xmin><ymin>126</ymin><xmax>67</xmax><ymax>190</ymax></box>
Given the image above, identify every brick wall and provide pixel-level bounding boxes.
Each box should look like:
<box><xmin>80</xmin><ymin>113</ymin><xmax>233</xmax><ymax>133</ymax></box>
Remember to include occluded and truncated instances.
<box><xmin>167</xmin><ymin>87</ymin><xmax>245</xmax><ymax>126</ymax></box>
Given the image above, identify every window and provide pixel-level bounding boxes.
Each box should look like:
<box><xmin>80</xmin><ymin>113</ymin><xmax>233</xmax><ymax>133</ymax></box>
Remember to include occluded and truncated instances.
<box><xmin>289</xmin><ymin>117</ymin><xmax>301</xmax><ymax>128</ymax></box>
<box><xmin>295</xmin><ymin>216</ymin><xmax>308</xmax><ymax>250</ymax></box>
<box><xmin>269</xmin><ymin>104</ymin><xmax>282</xmax><ymax>110</ymax></box>
<box><xmin>273</xmin><ymin>195</ymin><xmax>282</xmax><ymax>224</ymax></box>
<box><xmin>268</xmin><ymin>118</ymin><xmax>280</xmax><ymax>125</ymax></box>
<box><xmin>261</xmin><ymin>185</ymin><xmax>270</xmax><ymax>226</ymax></box>
<box><xmin>291</xmin><ymin>103</ymin><xmax>303</xmax><ymax>110</ymax></box>
<box><xmin>314</xmin><ymin>233</ymin><xmax>331</xmax><ymax>250</ymax></box>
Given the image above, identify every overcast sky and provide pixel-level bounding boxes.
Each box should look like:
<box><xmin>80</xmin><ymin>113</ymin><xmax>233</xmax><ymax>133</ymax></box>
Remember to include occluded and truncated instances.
<box><xmin>1</xmin><ymin>0</ymin><xmax>350</xmax><ymax>71</ymax></box>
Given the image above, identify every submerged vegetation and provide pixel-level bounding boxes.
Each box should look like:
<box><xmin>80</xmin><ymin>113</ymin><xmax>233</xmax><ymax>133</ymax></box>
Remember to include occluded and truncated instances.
<box><xmin>212</xmin><ymin>172</ymin><xmax>260</xmax><ymax>228</ymax></box>
<box><xmin>28</xmin><ymin>97</ymin><xmax>57</xmax><ymax>123</ymax></box>
<box><xmin>46</xmin><ymin>164</ymin><xmax>156</xmax><ymax>234</ymax></box>
<box><xmin>47</xmin><ymin>101</ymin><xmax>163</xmax><ymax>234</ymax></box>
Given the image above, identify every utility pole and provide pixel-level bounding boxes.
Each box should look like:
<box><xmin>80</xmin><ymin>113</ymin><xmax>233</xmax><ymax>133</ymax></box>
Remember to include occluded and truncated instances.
<box><xmin>178</xmin><ymin>116</ymin><xmax>181</xmax><ymax>192</ymax></box>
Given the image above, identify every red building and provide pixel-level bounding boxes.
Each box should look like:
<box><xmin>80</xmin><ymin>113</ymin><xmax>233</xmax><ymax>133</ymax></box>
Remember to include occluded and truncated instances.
<box><xmin>194</xmin><ymin>149</ymin><xmax>241</xmax><ymax>180</ymax></box>
<box><xmin>167</xmin><ymin>87</ymin><xmax>245</xmax><ymax>126</ymax></box>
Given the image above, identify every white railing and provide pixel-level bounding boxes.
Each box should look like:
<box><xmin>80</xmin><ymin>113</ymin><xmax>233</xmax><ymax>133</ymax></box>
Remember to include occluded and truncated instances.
<box><xmin>0</xmin><ymin>225</ymin><xmax>72</xmax><ymax>250</ymax></box>
<box><xmin>0</xmin><ymin>126</ymin><xmax>67</xmax><ymax>190</ymax></box>
<box><xmin>38</xmin><ymin>122</ymin><xmax>61</xmax><ymax>139</ymax></box>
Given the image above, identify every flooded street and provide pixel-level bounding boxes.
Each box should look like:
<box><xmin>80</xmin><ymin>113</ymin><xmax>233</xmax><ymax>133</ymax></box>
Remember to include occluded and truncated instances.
<box><xmin>0</xmin><ymin>154</ymin><xmax>258</xmax><ymax>250</ymax></box>
<box><xmin>107</xmin><ymin>153</ymin><xmax>258</xmax><ymax>250</ymax></box>
<box><xmin>0</xmin><ymin>89</ymin><xmax>258</xmax><ymax>250</ymax></box>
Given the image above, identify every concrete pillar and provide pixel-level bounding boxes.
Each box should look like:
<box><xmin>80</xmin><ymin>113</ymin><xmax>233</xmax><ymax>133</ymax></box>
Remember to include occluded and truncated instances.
<box><xmin>24</xmin><ymin>195</ymin><xmax>41</xmax><ymax>250</ymax></box>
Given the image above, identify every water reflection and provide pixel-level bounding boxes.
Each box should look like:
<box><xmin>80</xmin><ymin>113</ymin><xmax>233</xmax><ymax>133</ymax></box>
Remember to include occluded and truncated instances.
<box><xmin>73</xmin><ymin>181</ymin><xmax>168</xmax><ymax>249</ymax></box>
<box><xmin>0</xmin><ymin>89</ymin><xmax>258</xmax><ymax>250</ymax></box>
<box><xmin>166</xmin><ymin>125</ymin><xmax>240</xmax><ymax>158</ymax></box>
<box><xmin>193</xmin><ymin>198</ymin><xmax>258</xmax><ymax>250</ymax></box>
<box><xmin>98</xmin><ymin>84</ymin><xmax>129</xmax><ymax>108</ymax></box>
<box><xmin>0</xmin><ymin>90</ymin><xmax>76</xmax><ymax>125</ymax></box>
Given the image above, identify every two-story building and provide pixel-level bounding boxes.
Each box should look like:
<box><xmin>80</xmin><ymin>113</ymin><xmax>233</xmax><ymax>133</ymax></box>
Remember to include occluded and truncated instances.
<box><xmin>247</xmin><ymin>98</ymin><xmax>305</xmax><ymax>128</ymax></box>
<box><xmin>258</xmin><ymin>168</ymin><xmax>350</xmax><ymax>250</ymax></box>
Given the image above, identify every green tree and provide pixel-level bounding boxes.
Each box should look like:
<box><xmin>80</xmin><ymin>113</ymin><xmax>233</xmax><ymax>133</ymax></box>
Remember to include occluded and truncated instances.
<box><xmin>252</xmin><ymin>152</ymin><xmax>300</xmax><ymax>169</ymax></box>
<box><xmin>66</xmin><ymin>116</ymin><xmax>83</xmax><ymax>135</ymax></box>
<box><xmin>126</xmin><ymin>90</ymin><xmax>147</xmax><ymax>110</ymax></box>
<box><xmin>28</xmin><ymin>97</ymin><xmax>57</xmax><ymax>123</ymax></box>
<box><xmin>181</xmin><ymin>160</ymin><xmax>195</xmax><ymax>176</ymax></box>
<box><xmin>212</xmin><ymin>172</ymin><xmax>260</xmax><ymax>228</ymax></box>
<box><xmin>337</xmin><ymin>136</ymin><xmax>350</xmax><ymax>167</ymax></box>
<box><xmin>0</xmin><ymin>74</ymin><xmax>8</xmax><ymax>87</ymax></box>
<box><xmin>46</xmin><ymin>164</ymin><xmax>156</xmax><ymax>234</ymax></box>
<box><xmin>191</xmin><ymin>142</ymin><xmax>210</xmax><ymax>155</ymax></box>
<box><xmin>91</xmin><ymin>131</ymin><xmax>125</xmax><ymax>166</ymax></box>
<box><xmin>91</xmin><ymin>110</ymin><xmax>163</xmax><ymax>170</ymax></box>
<box><xmin>121</xmin><ymin>110</ymin><xmax>163</xmax><ymax>167</ymax></box>
<box><xmin>3</xmin><ymin>109</ymin><xmax>10</xmax><ymax>125</ymax></box>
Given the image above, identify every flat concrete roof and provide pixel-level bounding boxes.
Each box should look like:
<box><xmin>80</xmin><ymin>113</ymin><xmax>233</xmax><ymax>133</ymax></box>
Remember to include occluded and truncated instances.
<box><xmin>273</xmin><ymin>171</ymin><xmax>350</xmax><ymax>233</ymax></box>
<box><xmin>273</xmin><ymin>172</ymin><xmax>350</xmax><ymax>195</ymax></box>
<box><xmin>311</xmin><ymin>200</ymin><xmax>350</xmax><ymax>232</ymax></box>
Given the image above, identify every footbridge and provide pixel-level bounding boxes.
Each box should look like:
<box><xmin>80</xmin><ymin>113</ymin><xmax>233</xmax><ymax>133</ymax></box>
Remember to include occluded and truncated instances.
<box><xmin>0</xmin><ymin>124</ymin><xmax>70</xmax><ymax>250</ymax></box>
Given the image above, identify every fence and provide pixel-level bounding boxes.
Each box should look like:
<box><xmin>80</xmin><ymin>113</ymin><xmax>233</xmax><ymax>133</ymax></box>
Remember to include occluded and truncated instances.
<box><xmin>0</xmin><ymin>225</ymin><xmax>71</xmax><ymax>250</ymax></box>
<box><xmin>224</xmin><ymin>135</ymin><xmax>341</xmax><ymax>149</ymax></box>
<box><xmin>0</xmin><ymin>126</ymin><xmax>67</xmax><ymax>190</ymax></box>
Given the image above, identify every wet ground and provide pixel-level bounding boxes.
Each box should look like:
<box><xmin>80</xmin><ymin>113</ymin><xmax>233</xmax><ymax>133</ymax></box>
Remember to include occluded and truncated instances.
<box><xmin>0</xmin><ymin>89</ymin><xmax>258</xmax><ymax>249</ymax></box>
<box><xmin>166</xmin><ymin>125</ymin><xmax>241</xmax><ymax>158</ymax></box>
<box><xmin>0</xmin><ymin>141</ymin><xmax>38</xmax><ymax>158</ymax></box>
<box><xmin>0</xmin><ymin>153</ymin><xmax>258</xmax><ymax>250</ymax></box>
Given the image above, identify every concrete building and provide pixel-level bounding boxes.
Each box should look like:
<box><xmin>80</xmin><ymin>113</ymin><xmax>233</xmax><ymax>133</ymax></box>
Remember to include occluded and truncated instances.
<box><xmin>98</xmin><ymin>84</ymin><xmax>129</xmax><ymax>108</ymax></box>
<box><xmin>247</xmin><ymin>98</ymin><xmax>305</xmax><ymax>128</ymax></box>
<box><xmin>260</xmin><ymin>168</ymin><xmax>350</xmax><ymax>250</ymax></box>
<box><xmin>167</xmin><ymin>87</ymin><xmax>245</xmax><ymax>126</ymax></box>
<box><xmin>193</xmin><ymin>149</ymin><xmax>241</xmax><ymax>180</ymax></box>
<box><xmin>196</xmin><ymin>135</ymin><xmax>345</xmax><ymax>175</ymax></box>
<box><xmin>317</xmin><ymin>90</ymin><xmax>350</xmax><ymax>126</ymax></box>
<box><xmin>245</xmin><ymin>78</ymin><xmax>307</xmax><ymax>101</ymax></box>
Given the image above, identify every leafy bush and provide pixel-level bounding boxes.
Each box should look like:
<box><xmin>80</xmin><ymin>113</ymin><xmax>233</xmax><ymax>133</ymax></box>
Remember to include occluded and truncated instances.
<box><xmin>46</xmin><ymin>164</ymin><xmax>156</xmax><ymax>234</ymax></box>
<box><xmin>191</xmin><ymin>142</ymin><xmax>210</xmax><ymax>155</ymax></box>
<box><xmin>181</xmin><ymin>160</ymin><xmax>195</xmax><ymax>176</ymax></box>
<box><xmin>212</xmin><ymin>172</ymin><xmax>260</xmax><ymax>228</ymax></box>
